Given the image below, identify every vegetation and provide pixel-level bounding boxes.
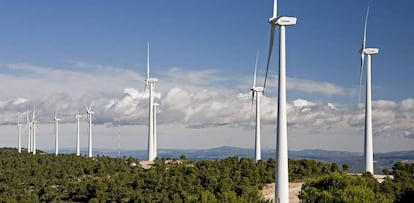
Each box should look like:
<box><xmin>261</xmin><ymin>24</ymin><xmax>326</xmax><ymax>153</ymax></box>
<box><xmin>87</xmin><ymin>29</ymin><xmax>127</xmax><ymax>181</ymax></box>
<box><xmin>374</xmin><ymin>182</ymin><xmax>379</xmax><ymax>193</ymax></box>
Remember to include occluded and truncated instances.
<box><xmin>299</xmin><ymin>162</ymin><xmax>414</xmax><ymax>203</ymax></box>
<box><xmin>2</xmin><ymin>148</ymin><xmax>411</xmax><ymax>202</ymax></box>
<box><xmin>382</xmin><ymin>162</ymin><xmax>414</xmax><ymax>202</ymax></box>
<box><xmin>0</xmin><ymin>148</ymin><xmax>336</xmax><ymax>202</ymax></box>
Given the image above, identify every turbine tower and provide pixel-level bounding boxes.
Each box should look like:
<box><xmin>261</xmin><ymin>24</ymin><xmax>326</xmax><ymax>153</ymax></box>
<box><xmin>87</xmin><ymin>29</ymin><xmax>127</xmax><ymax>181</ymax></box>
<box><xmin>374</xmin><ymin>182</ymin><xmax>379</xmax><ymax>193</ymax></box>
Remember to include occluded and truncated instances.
<box><xmin>117</xmin><ymin>120</ymin><xmax>121</xmax><ymax>158</ymax></box>
<box><xmin>250</xmin><ymin>50</ymin><xmax>263</xmax><ymax>163</ymax></box>
<box><xmin>26</xmin><ymin>111</ymin><xmax>31</xmax><ymax>153</ymax></box>
<box><xmin>17</xmin><ymin>115</ymin><xmax>22</xmax><ymax>153</ymax></box>
<box><xmin>153</xmin><ymin>103</ymin><xmax>159</xmax><ymax>159</ymax></box>
<box><xmin>54</xmin><ymin>111</ymin><xmax>61</xmax><ymax>155</ymax></box>
<box><xmin>264</xmin><ymin>0</ymin><xmax>297</xmax><ymax>202</ymax></box>
<box><xmin>75</xmin><ymin>112</ymin><xmax>82</xmax><ymax>156</ymax></box>
<box><xmin>86</xmin><ymin>104</ymin><xmax>94</xmax><ymax>158</ymax></box>
<box><xmin>31</xmin><ymin>106</ymin><xmax>37</xmax><ymax>155</ymax></box>
<box><xmin>144</xmin><ymin>43</ymin><xmax>158</xmax><ymax>161</ymax></box>
<box><xmin>359</xmin><ymin>7</ymin><xmax>379</xmax><ymax>174</ymax></box>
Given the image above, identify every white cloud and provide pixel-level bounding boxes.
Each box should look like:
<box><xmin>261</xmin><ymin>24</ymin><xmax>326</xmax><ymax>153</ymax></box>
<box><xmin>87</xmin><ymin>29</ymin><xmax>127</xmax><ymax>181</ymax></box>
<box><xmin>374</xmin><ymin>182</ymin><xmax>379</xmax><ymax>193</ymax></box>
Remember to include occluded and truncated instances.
<box><xmin>399</xmin><ymin>98</ymin><xmax>414</xmax><ymax>111</ymax></box>
<box><xmin>288</xmin><ymin>77</ymin><xmax>352</xmax><ymax>96</ymax></box>
<box><xmin>0</xmin><ymin>62</ymin><xmax>142</xmax><ymax>100</ymax></box>
<box><xmin>1</xmin><ymin>62</ymin><xmax>414</xmax><ymax>144</ymax></box>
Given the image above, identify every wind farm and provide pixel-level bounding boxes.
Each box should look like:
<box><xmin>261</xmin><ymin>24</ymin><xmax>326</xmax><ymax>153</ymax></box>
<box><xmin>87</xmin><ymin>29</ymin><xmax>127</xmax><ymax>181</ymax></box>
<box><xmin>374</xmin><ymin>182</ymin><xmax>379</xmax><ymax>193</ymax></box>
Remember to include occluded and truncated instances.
<box><xmin>0</xmin><ymin>1</ymin><xmax>413</xmax><ymax>202</ymax></box>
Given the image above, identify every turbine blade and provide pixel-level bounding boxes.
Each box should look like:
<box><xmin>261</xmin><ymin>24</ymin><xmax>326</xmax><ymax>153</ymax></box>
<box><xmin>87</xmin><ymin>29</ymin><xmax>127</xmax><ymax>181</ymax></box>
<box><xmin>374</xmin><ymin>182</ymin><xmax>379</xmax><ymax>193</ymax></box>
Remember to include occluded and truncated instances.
<box><xmin>144</xmin><ymin>83</ymin><xmax>148</xmax><ymax>94</ymax></box>
<box><xmin>89</xmin><ymin>103</ymin><xmax>93</xmax><ymax>111</ymax></box>
<box><xmin>363</xmin><ymin>7</ymin><xmax>369</xmax><ymax>52</ymax></box>
<box><xmin>273</xmin><ymin>0</ymin><xmax>278</xmax><ymax>18</ymax></box>
<box><xmin>144</xmin><ymin>43</ymin><xmax>150</xmax><ymax>94</ymax></box>
<box><xmin>32</xmin><ymin>105</ymin><xmax>36</xmax><ymax>121</ymax></box>
<box><xmin>85</xmin><ymin>104</ymin><xmax>89</xmax><ymax>112</ymax></box>
<box><xmin>263</xmin><ymin>25</ymin><xmax>276</xmax><ymax>92</ymax></box>
<box><xmin>358</xmin><ymin>7</ymin><xmax>369</xmax><ymax>105</ymax></box>
<box><xmin>252</xmin><ymin>49</ymin><xmax>259</xmax><ymax>88</ymax></box>
<box><xmin>147</xmin><ymin>43</ymin><xmax>150</xmax><ymax>81</ymax></box>
<box><xmin>26</xmin><ymin>111</ymin><xmax>29</xmax><ymax>123</ymax></box>
<box><xmin>358</xmin><ymin>55</ymin><xmax>365</xmax><ymax>105</ymax></box>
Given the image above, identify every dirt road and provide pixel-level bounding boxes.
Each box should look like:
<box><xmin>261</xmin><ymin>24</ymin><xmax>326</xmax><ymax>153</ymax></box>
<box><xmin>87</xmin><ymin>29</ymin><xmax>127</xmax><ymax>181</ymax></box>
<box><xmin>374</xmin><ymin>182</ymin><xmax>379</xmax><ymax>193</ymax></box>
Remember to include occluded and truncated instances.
<box><xmin>261</xmin><ymin>182</ymin><xmax>303</xmax><ymax>203</ymax></box>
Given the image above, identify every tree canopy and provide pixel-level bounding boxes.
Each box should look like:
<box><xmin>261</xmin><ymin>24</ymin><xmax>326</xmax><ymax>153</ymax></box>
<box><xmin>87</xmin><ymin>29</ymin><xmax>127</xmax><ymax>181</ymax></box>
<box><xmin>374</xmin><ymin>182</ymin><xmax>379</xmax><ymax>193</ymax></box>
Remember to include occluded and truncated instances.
<box><xmin>1</xmin><ymin>148</ymin><xmax>411</xmax><ymax>202</ymax></box>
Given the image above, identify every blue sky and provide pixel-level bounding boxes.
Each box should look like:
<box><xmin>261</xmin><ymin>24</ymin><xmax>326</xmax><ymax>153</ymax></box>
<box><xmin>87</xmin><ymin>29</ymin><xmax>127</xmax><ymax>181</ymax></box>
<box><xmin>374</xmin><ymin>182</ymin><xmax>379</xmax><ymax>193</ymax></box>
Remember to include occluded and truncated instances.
<box><xmin>0</xmin><ymin>0</ymin><xmax>413</xmax><ymax>153</ymax></box>
<box><xmin>1</xmin><ymin>1</ymin><xmax>413</xmax><ymax>100</ymax></box>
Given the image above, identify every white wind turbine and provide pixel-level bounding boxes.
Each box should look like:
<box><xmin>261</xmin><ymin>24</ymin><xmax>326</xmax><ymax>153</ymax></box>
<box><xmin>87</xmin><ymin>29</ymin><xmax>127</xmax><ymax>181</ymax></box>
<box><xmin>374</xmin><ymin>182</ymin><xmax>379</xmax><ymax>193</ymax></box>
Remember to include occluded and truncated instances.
<box><xmin>250</xmin><ymin>50</ymin><xmax>264</xmax><ymax>163</ymax></box>
<box><xmin>26</xmin><ymin>111</ymin><xmax>32</xmax><ymax>153</ymax></box>
<box><xmin>359</xmin><ymin>7</ymin><xmax>379</xmax><ymax>174</ymax></box>
<box><xmin>117</xmin><ymin>120</ymin><xmax>121</xmax><ymax>158</ymax></box>
<box><xmin>54</xmin><ymin>111</ymin><xmax>61</xmax><ymax>155</ymax></box>
<box><xmin>17</xmin><ymin>115</ymin><xmax>22</xmax><ymax>153</ymax></box>
<box><xmin>75</xmin><ymin>111</ymin><xmax>82</xmax><ymax>156</ymax></box>
<box><xmin>86</xmin><ymin>103</ymin><xmax>94</xmax><ymax>158</ymax></box>
<box><xmin>263</xmin><ymin>0</ymin><xmax>297</xmax><ymax>202</ymax></box>
<box><xmin>31</xmin><ymin>106</ymin><xmax>37</xmax><ymax>155</ymax></box>
<box><xmin>144</xmin><ymin>43</ymin><xmax>158</xmax><ymax>161</ymax></box>
<box><xmin>153</xmin><ymin>103</ymin><xmax>159</xmax><ymax>159</ymax></box>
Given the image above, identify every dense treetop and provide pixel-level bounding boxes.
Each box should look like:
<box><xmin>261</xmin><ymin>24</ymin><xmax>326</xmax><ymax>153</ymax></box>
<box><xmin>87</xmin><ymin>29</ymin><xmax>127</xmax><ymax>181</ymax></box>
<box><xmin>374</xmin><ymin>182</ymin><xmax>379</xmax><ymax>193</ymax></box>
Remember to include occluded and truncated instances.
<box><xmin>1</xmin><ymin>148</ymin><xmax>412</xmax><ymax>202</ymax></box>
<box><xmin>299</xmin><ymin>162</ymin><xmax>414</xmax><ymax>203</ymax></box>
<box><xmin>0</xmin><ymin>148</ymin><xmax>341</xmax><ymax>202</ymax></box>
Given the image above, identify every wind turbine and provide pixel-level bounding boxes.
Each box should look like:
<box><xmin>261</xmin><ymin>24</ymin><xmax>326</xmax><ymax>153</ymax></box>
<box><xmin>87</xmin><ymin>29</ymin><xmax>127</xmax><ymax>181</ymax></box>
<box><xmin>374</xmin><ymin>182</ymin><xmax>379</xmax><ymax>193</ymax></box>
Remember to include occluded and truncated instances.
<box><xmin>250</xmin><ymin>50</ymin><xmax>264</xmax><ymax>163</ymax></box>
<box><xmin>17</xmin><ymin>115</ymin><xmax>22</xmax><ymax>153</ymax></box>
<box><xmin>75</xmin><ymin>111</ymin><xmax>82</xmax><ymax>156</ymax></box>
<box><xmin>86</xmin><ymin>103</ymin><xmax>94</xmax><ymax>158</ymax></box>
<box><xmin>54</xmin><ymin>111</ymin><xmax>61</xmax><ymax>155</ymax></box>
<box><xmin>26</xmin><ymin>111</ymin><xmax>32</xmax><ymax>153</ymax></box>
<box><xmin>144</xmin><ymin>43</ymin><xmax>158</xmax><ymax>161</ymax></box>
<box><xmin>264</xmin><ymin>0</ymin><xmax>297</xmax><ymax>202</ymax></box>
<box><xmin>117</xmin><ymin>120</ymin><xmax>121</xmax><ymax>158</ymax></box>
<box><xmin>359</xmin><ymin>7</ymin><xmax>379</xmax><ymax>174</ymax></box>
<box><xmin>31</xmin><ymin>106</ymin><xmax>37</xmax><ymax>155</ymax></box>
<box><xmin>153</xmin><ymin>103</ymin><xmax>159</xmax><ymax>159</ymax></box>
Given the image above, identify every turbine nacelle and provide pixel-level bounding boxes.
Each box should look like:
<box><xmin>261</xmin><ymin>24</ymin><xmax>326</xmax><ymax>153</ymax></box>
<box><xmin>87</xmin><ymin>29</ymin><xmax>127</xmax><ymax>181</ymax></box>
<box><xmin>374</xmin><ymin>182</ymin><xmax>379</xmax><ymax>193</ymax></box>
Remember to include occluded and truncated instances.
<box><xmin>146</xmin><ymin>78</ymin><xmax>158</xmax><ymax>83</ymax></box>
<box><xmin>269</xmin><ymin>16</ymin><xmax>297</xmax><ymax>26</ymax></box>
<box><xmin>76</xmin><ymin>115</ymin><xmax>82</xmax><ymax>119</ymax></box>
<box><xmin>54</xmin><ymin>117</ymin><xmax>61</xmax><ymax>121</ymax></box>
<box><xmin>363</xmin><ymin>48</ymin><xmax>379</xmax><ymax>55</ymax></box>
<box><xmin>153</xmin><ymin>103</ymin><xmax>160</xmax><ymax>107</ymax></box>
<box><xmin>85</xmin><ymin>103</ymin><xmax>94</xmax><ymax>115</ymax></box>
<box><xmin>251</xmin><ymin>87</ymin><xmax>264</xmax><ymax>92</ymax></box>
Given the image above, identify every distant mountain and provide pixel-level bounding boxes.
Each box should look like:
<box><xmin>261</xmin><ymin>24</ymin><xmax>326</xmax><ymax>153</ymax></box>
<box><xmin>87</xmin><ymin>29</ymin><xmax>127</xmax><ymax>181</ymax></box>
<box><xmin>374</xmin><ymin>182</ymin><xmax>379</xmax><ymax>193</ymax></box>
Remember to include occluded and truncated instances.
<box><xmin>48</xmin><ymin>146</ymin><xmax>414</xmax><ymax>174</ymax></box>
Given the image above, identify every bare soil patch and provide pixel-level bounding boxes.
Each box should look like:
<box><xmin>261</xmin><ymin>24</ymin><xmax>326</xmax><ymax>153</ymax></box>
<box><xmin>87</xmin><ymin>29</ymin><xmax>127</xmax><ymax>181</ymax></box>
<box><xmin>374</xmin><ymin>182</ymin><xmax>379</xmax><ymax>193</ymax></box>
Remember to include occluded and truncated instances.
<box><xmin>261</xmin><ymin>182</ymin><xmax>303</xmax><ymax>203</ymax></box>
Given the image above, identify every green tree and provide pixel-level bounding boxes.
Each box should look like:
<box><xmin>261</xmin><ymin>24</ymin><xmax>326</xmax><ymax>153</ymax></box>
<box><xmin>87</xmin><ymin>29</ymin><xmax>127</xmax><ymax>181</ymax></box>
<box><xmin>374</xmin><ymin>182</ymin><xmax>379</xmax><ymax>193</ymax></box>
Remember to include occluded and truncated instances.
<box><xmin>300</xmin><ymin>172</ymin><xmax>393</xmax><ymax>203</ymax></box>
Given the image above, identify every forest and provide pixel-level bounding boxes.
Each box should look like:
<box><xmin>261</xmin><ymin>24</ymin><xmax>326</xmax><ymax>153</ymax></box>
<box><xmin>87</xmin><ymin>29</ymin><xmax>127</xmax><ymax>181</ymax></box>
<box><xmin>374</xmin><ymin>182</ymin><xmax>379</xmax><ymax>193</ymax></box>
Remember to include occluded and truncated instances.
<box><xmin>0</xmin><ymin>148</ymin><xmax>412</xmax><ymax>202</ymax></box>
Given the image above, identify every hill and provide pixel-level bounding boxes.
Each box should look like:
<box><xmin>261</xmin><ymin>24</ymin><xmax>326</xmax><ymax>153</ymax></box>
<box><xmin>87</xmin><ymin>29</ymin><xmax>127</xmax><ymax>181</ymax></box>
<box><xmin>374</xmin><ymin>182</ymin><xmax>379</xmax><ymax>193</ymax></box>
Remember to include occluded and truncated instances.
<box><xmin>53</xmin><ymin>146</ymin><xmax>414</xmax><ymax>174</ymax></box>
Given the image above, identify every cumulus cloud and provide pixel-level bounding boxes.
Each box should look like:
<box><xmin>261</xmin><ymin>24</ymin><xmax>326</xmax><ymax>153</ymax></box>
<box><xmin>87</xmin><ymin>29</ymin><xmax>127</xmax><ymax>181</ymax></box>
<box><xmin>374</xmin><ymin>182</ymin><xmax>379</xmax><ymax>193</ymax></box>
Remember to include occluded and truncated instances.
<box><xmin>1</xmin><ymin>62</ymin><xmax>414</xmax><ymax>140</ymax></box>
<box><xmin>399</xmin><ymin>98</ymin><xmax>414</xmax><ymax>111</ymax></box>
